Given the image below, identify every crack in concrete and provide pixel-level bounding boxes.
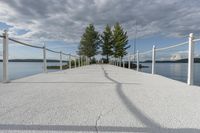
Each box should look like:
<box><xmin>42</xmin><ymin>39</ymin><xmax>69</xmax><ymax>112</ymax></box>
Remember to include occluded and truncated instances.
<box><xmin>95</xmin><ymin>106</ymin><xmax>117</xmax><ymax>133</ymax></box>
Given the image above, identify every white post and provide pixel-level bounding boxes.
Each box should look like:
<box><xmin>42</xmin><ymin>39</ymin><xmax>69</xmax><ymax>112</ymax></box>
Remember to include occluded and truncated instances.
<box><xmin>187</xmin><ymin>33</ymin><xmax>194</xmax><ymax>85</ymax></box>
<box><xmin>128</xmin><ymin>54</ymin><xmax>131</xmax><ymax>69</ymax></box>
<box><xmin>43</xmin><ymin>44</ymin><xmax>47</xmax><ymax>73</ymax></box>
<box><xmin>60</xmin><ymin>51</ymin><xmax>62</xmax><ymax>70</ymax></box>
<box><xmin>137</xmin><ymin>50</ymin><xmax>139</xmax><ymax>71</ymax></box>
<box><xmin>69</xmin><ymin>55</ymin><xmax>71</xmax><ymax>69</ymax></box>
<box><xmin>3</xmin><ymin>30</ymin><xmax>9</xmax><ymax>83</ymax></box>
<box><xmin>123</xmin><ymin>59</ymin><xmax>125</xmax><ymax>68</ymax></box>
<box><xmin>152</xmin><ymin>45</ymin><xmax>156</xmax><ymax>74</ymax></box>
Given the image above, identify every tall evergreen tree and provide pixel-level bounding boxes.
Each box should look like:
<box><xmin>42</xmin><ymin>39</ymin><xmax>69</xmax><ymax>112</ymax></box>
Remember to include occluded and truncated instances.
<box><xmin>113</xmin><ymin>23</ymin><xmax>130</xmax><ymax>59</ymax></box>
<box><xmin>79</xmin><ymin>24</ymin><xmax>100</xmax><ymax>58</ymax></box>
<box><xmin>101</xmin><ymin>25</ymin><xmax>113</xmax><ymax>63</ymax></box>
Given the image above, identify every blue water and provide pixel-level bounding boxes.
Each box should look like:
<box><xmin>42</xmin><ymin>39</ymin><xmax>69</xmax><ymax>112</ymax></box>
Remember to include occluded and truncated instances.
<box><xmin>140</xmin><ymin>63</ymin><xmax>200</xmax><ymax>86</ymax></box>
<box><xmin>0</xmin><ymin>62</ymin><xmax>60</xmax><ymax>81</ymax></box>
<box><xmin>0</xmin><ymin>62</ymin><xmax>200</xmax><ymax>86</ymax></box>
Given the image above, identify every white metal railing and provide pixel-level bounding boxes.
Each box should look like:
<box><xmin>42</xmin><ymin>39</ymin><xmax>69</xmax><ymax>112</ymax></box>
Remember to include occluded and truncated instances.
<box><xmin>111</xmin><ymin>33</ymin><xmax>200</xmax><ymax>86</ymax></box>
<box><xmin>0</xmin><ymin>30</ymin><xmax>90</xmax><ymax>83</ymax></box>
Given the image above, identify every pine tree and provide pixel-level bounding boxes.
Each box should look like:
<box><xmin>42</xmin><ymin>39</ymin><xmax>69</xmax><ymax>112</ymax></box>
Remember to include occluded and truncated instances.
<box><xmin>101</xmin><ymin>25</ymin><xmax>113</xmax><ymax>63</ymax></box>
<box><xmin>113</xmin><ymin>23</ymin><xmax>130</xmax><ymax>59</ymax></box>
<box><xmin>79</xmin><ymin>24</ymin><xmax>100</xmax><ymax>58</ymax></box>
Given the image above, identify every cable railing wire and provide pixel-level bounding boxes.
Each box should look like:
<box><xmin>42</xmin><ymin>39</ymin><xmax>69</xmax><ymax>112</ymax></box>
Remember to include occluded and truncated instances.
<box><xmin>0</xmin><ymin>35</ymin><xmax>79</xmax><ymax>57</ymax></box>
<box><xmin>9</xmin><ymin>38</ymin><xmax>44</xmax><ymax>49</ymax></box>
<box><xmin>194</xmin><ymin>38</ymin><xmax>200</xmax><ymax>42</ymax></box>
<box><xmin>139</xmin><ymin>50</ymin><xmax>152</xmax><ymax>55</ymax></box>
<box><xmin>156</xmin><ymin>41</ymin><xmax>188</xmax><ymax>52</ymax></box>
<box><xmin>4</xmin><ymin>36</ymin><xmax>78</xmax><ymax>57</ymax></box>
<box><xmin>46</xmin><ymin>48</ymin><xmax>61</xmax><ymax>54</ymax></box>
<box><xmin>129</xmin><ymin>41</ymin><xmax>189</xmax><ymax>58</ymax></box>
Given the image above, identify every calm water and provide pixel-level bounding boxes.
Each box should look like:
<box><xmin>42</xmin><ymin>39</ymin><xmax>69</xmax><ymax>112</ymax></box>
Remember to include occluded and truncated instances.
<box><xmin>0</xmin><ymin>62</ymin><xmax>200</xmax><ymax>86</ymax></box>
<box><xmin>140</xmin><ymin>63</ymin><xmax>200</xmax><ymax>86</ymax></box>
<box><xmin>0</xmin><ymin>62</ymin><xmax>60</xmax><ymax>81</ymax></box>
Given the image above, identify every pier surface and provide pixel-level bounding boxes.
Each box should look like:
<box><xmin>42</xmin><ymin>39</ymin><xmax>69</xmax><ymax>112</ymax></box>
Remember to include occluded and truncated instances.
<box><xmin>0</xmin><ymin>64</ymin><xmax>200</xmax><ymax>133</ymax></box>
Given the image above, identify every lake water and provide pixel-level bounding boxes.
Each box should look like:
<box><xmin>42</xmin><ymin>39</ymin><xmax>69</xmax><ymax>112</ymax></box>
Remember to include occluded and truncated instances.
<box><xmin>140</xmin><ymin>63</ymin><xmax>200</xmax><ymax>86</ymax></box>
<box><xmin>0</xmin><ymin>62</ymin><xmax>199</xmax><ymax>86</ymax></box>
<box><xmin>0</xmin><ymin>62</ymin><xmax>60</xmax><ymax>81</ymax></box>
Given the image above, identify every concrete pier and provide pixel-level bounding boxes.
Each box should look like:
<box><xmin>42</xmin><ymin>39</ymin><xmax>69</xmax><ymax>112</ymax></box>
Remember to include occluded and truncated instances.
<box><xmin>0</xmin><ymin>64</ymin><xmax>200</xmax><ymax>132</ymax></box>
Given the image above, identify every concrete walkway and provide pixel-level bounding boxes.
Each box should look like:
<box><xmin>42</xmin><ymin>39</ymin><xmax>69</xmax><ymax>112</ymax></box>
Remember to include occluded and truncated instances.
<box><xmin>0</xmin><ymin>64</ymin><xmax>200</xmax><ymax>133</ymax></box>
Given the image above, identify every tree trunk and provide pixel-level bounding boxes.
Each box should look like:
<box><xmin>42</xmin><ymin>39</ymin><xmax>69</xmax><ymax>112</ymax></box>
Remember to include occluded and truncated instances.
<box><xmin>106</xmin><ymin>55</ymin><xmax>109</xmax><ymax>63</ymax></box>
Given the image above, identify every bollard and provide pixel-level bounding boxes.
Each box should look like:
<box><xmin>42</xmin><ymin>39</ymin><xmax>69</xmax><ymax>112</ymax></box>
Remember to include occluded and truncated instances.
<box><xmin>123</xmin><ymin>59</ymin><xmax>125</xmax><ymax>68</ymax></box>
<box><xmin>152</xmin><ymin>45</ymin><xmax>156</xmax><ymax>74</ymax></box>
<box><xmin>43</xmin><ymin>44</ymin><xmax>47</xmax><ymax>73</ymax></box>
<box><xmin>137</xmin><ymin>50</ymin><xmax>139</xmax><ymax>71</ymax></box>
<box><xmin>187</xmin><ymin>33</ymin><xmax>194</xmax><ymax>85</ymax></box>
<box><xmin>3</xmin><ymin>30</ymin><xmax>9</xmax><ymax>83</ymax></box>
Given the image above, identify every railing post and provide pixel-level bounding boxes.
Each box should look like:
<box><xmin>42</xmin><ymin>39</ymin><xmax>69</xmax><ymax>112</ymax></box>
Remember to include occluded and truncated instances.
<box><xmin>43</xmin><ymin>44</ymin><xmax>47</xmax><ymax>73</ymax></box>
<box><xmin>3</xmin><ymin>30</ymin><xmax>9</xmax><ymax>83</ymax></box>
<box><xmin>187</xmin><ymin>33</ymin><xmax>194</xmax><ymax>85</ymax></box>
<box><xmin>69</xmin><ymin>54</ymin><xmax>71</xmax><ymax>69</ymax></box>
<box><xmin>60</xmin><ymin>51</ymin><xmax>62</xmax><ymax>70</ymax></box>
<box><xmin>137</xmin><ymin>50</ymin><xmax>139</xmax><ymax>71</ymax></box>
<box><xmin>123</xmin><ymin>58</ymin><xmax>125</xmax><ymax>68</ymax></box>
<box><xmin>128</xmin><ymin>54</ymin><xmax>131</xmax><ymax>69</ymax></box>
<box><xmin>152</xmin><ymin>45</ymin><xmax>156</xmax><ymax>74</ymax></box>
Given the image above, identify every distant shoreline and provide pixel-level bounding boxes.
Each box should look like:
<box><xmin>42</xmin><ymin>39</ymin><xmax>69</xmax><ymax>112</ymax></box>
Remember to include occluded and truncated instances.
<box><xmin>0</xmin><ymin>58</ymin><xmax>200</xmax><ymax>63</ymax></box>
<box><xmin>0</xmin><ymin>59</ymin><xmax>68</xmax><ymax>63</ymax></box>
<box><xmin>142</xmin><ymin>58</ymin><xmax>200</xmax><ymax>63</ymax></box>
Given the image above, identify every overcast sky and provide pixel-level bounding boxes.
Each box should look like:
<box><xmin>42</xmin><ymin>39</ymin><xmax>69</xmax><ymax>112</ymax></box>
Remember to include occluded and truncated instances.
<box><xmin>0</xmin><ymin>0</ymin><xmax>200</xmax><ymax>59</ymax></box>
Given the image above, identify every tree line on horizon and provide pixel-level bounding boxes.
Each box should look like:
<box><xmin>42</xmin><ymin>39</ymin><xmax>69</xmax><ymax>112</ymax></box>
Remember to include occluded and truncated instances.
<box><xmin>78</xmin><ymin>23</ymin><xmax>130</xmax><ymax>63</ymax></box>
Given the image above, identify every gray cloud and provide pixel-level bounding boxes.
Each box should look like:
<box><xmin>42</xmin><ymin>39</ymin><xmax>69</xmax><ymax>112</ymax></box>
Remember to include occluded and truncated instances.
<box><xmin>1</xmin><ymin>0</ymin><xmax>200</xmax><ymax>43</ymax></box>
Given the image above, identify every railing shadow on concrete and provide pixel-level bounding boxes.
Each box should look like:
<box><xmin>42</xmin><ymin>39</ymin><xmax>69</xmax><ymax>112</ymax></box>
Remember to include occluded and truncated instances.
<box><xmin>101</xmin><ymin>65</ymin><xmax>200</xmax><ymax>133</ymax></box>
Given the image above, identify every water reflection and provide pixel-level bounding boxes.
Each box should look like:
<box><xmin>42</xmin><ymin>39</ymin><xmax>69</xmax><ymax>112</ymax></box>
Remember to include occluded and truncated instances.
<box><xmin>141</xmin><ymin>63</ymin><xmax>199</xmax><ymax>86</ymax></box>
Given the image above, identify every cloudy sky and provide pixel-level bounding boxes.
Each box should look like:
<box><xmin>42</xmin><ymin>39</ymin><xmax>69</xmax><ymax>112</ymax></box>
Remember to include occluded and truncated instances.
<box><xmin>0</xmin><ymin>0</ymin><xmax>200</xmax><ymax>59</ymax></box>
